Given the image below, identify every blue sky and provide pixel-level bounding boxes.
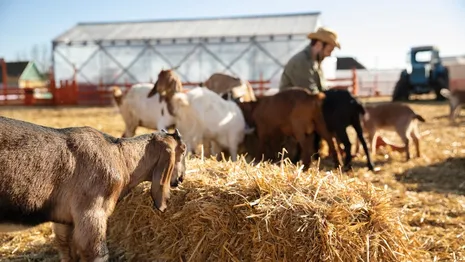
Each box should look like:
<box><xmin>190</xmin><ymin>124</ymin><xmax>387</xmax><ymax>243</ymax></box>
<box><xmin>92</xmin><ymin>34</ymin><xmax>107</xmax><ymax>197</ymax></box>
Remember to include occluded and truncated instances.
<box><xmin>0</xmin><ymin>0</ymin><xmax>464</xmax><ymax>70</ymax></box>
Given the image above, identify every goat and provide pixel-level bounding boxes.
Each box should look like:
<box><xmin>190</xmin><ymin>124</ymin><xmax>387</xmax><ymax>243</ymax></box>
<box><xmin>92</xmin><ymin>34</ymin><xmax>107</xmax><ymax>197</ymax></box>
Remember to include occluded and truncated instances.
<box><xmin>355</xmin><ymin>102</ymin><xmax>425</xmax><ymax>161</ymax></box>
<box><xmin>309</xmin><ymin>89</ymin><xmax>375</xmax><ymax>171</ymax></box>
<box><xmin>236</xmin><ymin>87</ymin><xmax>343</xmax><ymax>171</ymax></box>
<box><xmin>147</xmin><ymin>69</ymin><xmax>184</xmax><ymax>116</ymax></box>
<box><xmin>148</xmin><ymin>69</ymin><xmax>253</xmax><ymax>160</ymax></box>
<box><xmin>112</xmin><ymin>83</ymin><xmax>175</xmax><ymax>137</ymax></box>
<box><xmin>0</xmin><ymin>116</ymin><xmax>187</xmax><ymax>261</ymax></box>
<box><xmin>440</xmin><ymin>88</ymin><xmax>465</xmax><ymax>123</ymax></box>
<box><xmin>202</xmin><ymin>72</ymin><xmax>257</xmax><ymax>102</ymax></box>
<box><xmin>156</xmin><ymin>86</ymin><xmax>253</xmax><ymax>161</ymax></box>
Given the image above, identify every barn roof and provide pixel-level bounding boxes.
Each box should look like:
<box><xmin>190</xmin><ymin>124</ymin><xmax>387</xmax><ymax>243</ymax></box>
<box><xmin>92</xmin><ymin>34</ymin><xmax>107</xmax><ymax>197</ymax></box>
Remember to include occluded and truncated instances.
<box><xmin>0</xmin><ymin>61</ymin><xmax>29</xmax><ymax>83</ymax></box>
<box><xmin>53</xmin><ymin>12</ymin><xmax>321</xmax><ymax>44</ymax></box>
<box><xmin>336</xmin><ymin>57</ymin><xmax>367</xmax><ymax>70</ymax></box>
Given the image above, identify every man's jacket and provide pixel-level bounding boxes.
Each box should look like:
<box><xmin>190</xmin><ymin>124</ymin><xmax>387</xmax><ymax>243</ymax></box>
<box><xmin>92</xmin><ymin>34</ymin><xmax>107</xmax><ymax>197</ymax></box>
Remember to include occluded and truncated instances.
<box><xmin>278</xmin><ymin>45</ymin><xmax>327</xmax><ymax>93</ymax></box>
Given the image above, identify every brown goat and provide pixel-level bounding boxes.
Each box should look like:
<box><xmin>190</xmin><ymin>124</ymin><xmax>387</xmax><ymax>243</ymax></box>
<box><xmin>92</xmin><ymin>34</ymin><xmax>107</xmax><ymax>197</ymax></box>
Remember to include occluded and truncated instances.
<box><xmin>0</xmin><ymin>116</ymin><xmax>187</xmax><ymax>261</ymax></box>
<box><xmin>236</xmin><ymin>87</ymin><xmax>343</xmax><ymax>170</ymax></box>
<box><xmin>203</xmin><ymin>72</ymin><xmax>257</xmax><ymax>102</ymax></box>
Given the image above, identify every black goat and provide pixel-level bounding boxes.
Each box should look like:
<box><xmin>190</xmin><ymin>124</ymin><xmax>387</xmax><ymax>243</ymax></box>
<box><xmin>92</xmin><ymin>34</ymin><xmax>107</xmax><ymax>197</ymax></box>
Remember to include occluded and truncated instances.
<box><xmin>291</xmin><ymin>89</ymin><xmax>374</xmax><ymax>171</ymax></box>
<box><xmin>313</xmin><ymin>89</ymin><xmax>374</xmax><ymax>171</ymax></box>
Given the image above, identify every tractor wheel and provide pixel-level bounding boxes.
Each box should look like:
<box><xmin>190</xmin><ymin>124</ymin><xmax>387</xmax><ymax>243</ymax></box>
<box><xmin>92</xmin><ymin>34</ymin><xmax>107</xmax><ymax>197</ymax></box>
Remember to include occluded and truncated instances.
<box><xmin>392</xmin><ymin>72</ymin><xmax>410</xmax><ymax>101</ymax></box>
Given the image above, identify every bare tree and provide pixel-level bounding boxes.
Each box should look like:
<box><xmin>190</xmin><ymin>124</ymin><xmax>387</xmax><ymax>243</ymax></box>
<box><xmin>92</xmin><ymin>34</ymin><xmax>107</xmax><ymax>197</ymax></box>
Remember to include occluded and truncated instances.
<box><xmin>40</xmin><ymin>43</ymin><xmax>51</xmax><ymax>72</ymax></box>
<box><xmin>30</xmin><ymin>44</ymin><xmax>40</xmax><ymax>64</ymax></box>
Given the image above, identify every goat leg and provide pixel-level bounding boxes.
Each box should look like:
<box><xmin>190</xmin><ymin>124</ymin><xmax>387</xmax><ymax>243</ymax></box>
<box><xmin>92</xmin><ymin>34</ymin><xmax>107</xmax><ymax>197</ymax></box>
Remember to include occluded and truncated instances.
<box><xmin>334</xmin><ymin>128</ymin><xmax>353</xmax><ymax>172</ymax></box>
<box><xmin>52</xmin><ymin>223</ymin><xmax>79</xmax><ymax>262</ymax></box>
<box><xmin>294</xmin><ymin>132</ymin><xmax>313</xmax><ymax>171</ymax></box>
<box><xmin>352</xmin><ymin>120</ymin><xmax>375</xmax><ymax>171</ymax></box>
<box><xmin>313</xmin><ymin>116</ymin><xmax>343</xmax><ymax>168</ymax></box>
<box><xmin>72</xmin><ymin>212</ymin><xmax>110</xmax><ymax>262</ymax></box>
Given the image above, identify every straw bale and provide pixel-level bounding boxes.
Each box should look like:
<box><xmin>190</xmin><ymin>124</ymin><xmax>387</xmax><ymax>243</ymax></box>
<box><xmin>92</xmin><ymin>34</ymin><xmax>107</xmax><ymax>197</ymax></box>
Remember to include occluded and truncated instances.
<box><xmin>107</xmin><ymin>157</ymin><xmax>413</xmax><ymax>262</ymax></box>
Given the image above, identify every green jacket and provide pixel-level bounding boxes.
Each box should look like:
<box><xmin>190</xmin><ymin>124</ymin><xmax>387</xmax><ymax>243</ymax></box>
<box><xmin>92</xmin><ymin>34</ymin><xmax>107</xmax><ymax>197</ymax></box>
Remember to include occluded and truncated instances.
<box><xmin>278</xmin><ymin>46</ymin><xmax>327</xmax><ymax>93</ymax></box>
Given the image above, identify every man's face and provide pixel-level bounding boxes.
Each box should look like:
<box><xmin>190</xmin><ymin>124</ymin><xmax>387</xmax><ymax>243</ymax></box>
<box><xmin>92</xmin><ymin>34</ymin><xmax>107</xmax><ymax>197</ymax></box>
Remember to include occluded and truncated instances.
<box><xmin>314</xmin><ymin>41</ymin><xmax>335</xmax><ymax>62</ymax></box>
<box><xmin>322</xmin><ymin>44</ymin><xmax>335</xmax><ymax>58</ymax></box>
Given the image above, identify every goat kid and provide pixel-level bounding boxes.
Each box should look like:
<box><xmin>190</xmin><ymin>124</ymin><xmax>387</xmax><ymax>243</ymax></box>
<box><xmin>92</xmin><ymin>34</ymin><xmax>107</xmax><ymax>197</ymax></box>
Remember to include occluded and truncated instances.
<box><xmin>237</xmin><ymin>87</ymin><xmax>343</xmax><ymax>171</ymax></box>
<box><xmin>157</xmin><ymin>86</ymin><xmax>253</xmax><ymax>161</ymax></box>
<box><xmin>0</xmin><ymin>116</ymin><xmax>187</xmax><ymax>261</ymax></box>
<box><xmin>201</xmin><ymin>72</ymin><xmax>257</xmax><ymax>103</ymax></box>
<box><xmin>112</xmin><ymin>83</ymin><xmax>175</xmax><ymax>137</ymax></box>
<box><xmin>355</xmin><ymin>102</ymin><xmax>425</xmax><ymax>161</ymax></box>
<box><xmin>440</xmin><ymin>88</ymin><xmax>465</xmax><ymax>123</ymax></box>
<box><xmin>312</xmin><ymin>89</ymin><xmax>375</xmax><ymax>171</ymax></box>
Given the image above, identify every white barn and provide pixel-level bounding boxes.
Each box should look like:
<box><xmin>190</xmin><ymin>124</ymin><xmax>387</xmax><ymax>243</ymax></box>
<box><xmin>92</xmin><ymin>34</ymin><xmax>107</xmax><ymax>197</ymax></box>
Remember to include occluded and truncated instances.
<box><xmin>52</xmin><ymin>12</ymin><xmax>323</xmax><ymax>88</ymax></box>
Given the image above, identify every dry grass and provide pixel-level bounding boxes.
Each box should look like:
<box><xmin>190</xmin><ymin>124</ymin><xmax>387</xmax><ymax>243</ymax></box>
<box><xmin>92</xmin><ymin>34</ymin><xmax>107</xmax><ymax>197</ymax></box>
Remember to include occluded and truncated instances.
<box><xmin>107</xmin><ymin>157</ymin><xmax>412</xmax><ymax>261</ymax></box>
<box><xmin>0</xmin><ymin>98</ymin><xmax>464</xmax><ymax>261</ymax></box>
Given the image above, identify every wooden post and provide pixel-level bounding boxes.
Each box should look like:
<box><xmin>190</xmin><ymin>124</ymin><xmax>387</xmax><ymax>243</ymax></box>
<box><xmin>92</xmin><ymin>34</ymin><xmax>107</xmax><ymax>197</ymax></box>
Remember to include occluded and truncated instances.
<box><xmin>49</xmin><ymin>67</ymin><xmax>57</xmax><ymax>105</ymax></box>
<box><xmin>351</xmin><ymin>67</ymin><xmax>358</xmax><ymax>96</ymax></box>
<box><xmin>1</xmin><ymin>58</ymin><xmax>7</xmax><ymax>104</ymax></box>
<box><xmin>259</xmin><ymin>72</ymin><xmax>264</xmax><ymax>97</ymax></box>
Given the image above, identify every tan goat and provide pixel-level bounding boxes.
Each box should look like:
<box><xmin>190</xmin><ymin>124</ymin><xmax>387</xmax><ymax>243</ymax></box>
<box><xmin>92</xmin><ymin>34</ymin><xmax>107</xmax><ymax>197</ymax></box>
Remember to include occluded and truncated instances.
<box><xmin>202</xmin><ymin>72</ymin><xmax>257</xmax><ymax>102</ymax></box>
<box><xmin>0</xmin><ymin>116</ymin><xmax>187</xmax><ymax>261</ymax></box>
<box><xmin>440</xmin><ymin>88</ymin><xmax>465</xmax><ymax>123</ymax></box>
<box><xmin>355</xmin><ymin>102</ymin><xmax>425</xmax><ymax>161</ymax></box>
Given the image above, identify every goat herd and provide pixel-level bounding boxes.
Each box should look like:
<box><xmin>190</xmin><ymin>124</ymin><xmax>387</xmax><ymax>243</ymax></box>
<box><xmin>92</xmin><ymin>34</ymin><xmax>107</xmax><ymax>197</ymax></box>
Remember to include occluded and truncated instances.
<box><xmin>0</xmin><ymin>68</ymin><xmax>462</xmax><ymax>261</ymax></box>
<box><xmin>113</xmin><ymin>69</ymin><xmax>431</xmax><ymax>172</ymax></box>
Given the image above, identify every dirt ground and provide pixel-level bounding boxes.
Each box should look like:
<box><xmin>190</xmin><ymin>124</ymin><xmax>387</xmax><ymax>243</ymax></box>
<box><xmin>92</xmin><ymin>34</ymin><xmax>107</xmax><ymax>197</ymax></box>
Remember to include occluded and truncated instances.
<box><xmin>0</xmin><ymin>96</ymin><xmax>464</xmax><ymax>261</ymax></box>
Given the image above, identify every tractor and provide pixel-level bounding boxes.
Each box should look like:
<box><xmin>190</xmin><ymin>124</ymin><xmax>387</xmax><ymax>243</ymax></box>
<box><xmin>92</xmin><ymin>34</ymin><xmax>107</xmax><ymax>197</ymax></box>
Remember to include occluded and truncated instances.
<box><xmin>392</xmin><ymin>45</ymin><xmax>449</xmax><ymax>101</ymax></box>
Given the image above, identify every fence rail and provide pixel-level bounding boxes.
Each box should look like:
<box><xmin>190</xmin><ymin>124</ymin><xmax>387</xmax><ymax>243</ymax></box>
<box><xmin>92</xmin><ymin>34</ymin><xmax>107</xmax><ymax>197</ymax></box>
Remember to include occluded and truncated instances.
<box><xmin>1</xmin><ymin>61</ymin><xmax>464</xmax><ymax>107</ymax></box>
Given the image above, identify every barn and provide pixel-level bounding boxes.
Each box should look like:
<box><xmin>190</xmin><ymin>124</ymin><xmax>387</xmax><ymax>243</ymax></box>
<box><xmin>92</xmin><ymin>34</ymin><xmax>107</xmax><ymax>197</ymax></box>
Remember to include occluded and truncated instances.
<box><xmin>51</xmin><ymin>12</ymin><xmax>322</xmax><ymax>88</ymax></box>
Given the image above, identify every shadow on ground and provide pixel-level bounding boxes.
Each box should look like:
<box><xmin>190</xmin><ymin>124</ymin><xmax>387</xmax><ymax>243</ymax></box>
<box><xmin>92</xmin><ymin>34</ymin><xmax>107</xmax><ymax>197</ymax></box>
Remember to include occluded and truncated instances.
<box><xmin>395</xmin><ymin>157</ymin><xmax>465</xmax><ymax>195</ymax></box>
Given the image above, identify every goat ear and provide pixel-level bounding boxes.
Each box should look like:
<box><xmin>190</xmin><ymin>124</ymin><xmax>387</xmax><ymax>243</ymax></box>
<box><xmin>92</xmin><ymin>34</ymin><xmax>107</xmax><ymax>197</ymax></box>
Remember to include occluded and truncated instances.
<box><xmin>151</xmin><ymin>148</ymin><xmax>175</xmax><ymax>212</ymax></box>
<box><xmin>148</xmin><ymin>80</ymin><xmax>158</xmax><ymax>98</ymax></box>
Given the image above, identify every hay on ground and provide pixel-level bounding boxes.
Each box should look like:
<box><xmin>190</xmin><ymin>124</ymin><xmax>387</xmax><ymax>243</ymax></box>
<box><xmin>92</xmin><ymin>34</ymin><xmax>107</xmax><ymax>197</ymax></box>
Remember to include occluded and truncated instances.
<box><xmin>107</xmin><ymin>157</ymin><xmax>415</xmax><ymax>262</ymax></box>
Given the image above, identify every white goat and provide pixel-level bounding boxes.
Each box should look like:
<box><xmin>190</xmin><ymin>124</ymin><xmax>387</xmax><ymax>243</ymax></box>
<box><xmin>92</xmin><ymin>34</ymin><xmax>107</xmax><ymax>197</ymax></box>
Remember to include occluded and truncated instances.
<box><xmin>159</xmin><ymin>86</ymin><xmax>253</xmax><ymax>161</ymax></box>
<box><xmin>112</xmin><ymin>83</ymin><xmax>175</xmax><ymax>137</ymax></box>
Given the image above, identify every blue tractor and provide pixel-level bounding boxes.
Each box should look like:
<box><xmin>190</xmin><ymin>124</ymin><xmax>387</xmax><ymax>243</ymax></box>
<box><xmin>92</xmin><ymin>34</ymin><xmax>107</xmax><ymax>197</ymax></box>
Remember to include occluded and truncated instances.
<box><xmin>392</xmin><ymin>46</ymin><xmax>449</xmax><ymax>101</ymax></box>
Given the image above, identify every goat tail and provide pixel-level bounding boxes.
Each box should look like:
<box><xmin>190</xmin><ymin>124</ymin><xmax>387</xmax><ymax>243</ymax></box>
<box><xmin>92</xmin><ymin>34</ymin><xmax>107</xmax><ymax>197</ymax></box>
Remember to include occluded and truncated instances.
<box><xmin>439</xmin><ymin>88</ymin><xmax>451</xmax><ymax>99</ymax></box>
<box><xmin>111</xmin><ymin>86</ymin><xmax>124</xmax><ymax>106</ymax></box>
<box><xmin>356</xmin><ymin>101</ymin><xmax>366</xmax><ymax>116</ymax></box>
<box><xmin>414</xmin><ymin>114</ymin><xmax>426</xmax><ymax>122</ymax></box>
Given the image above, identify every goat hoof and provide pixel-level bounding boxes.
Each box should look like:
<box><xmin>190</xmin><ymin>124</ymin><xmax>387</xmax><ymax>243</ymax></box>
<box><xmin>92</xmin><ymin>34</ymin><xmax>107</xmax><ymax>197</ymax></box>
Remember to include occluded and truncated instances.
<box><xmin>344</xmin><ymin>165</ymin><xmax>352</xmax><ymax>172</ymax></box>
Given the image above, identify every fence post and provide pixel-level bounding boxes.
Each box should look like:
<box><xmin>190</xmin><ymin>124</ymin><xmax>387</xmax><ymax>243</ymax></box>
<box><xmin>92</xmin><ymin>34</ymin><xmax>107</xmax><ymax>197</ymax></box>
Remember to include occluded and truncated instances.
<box><xmin>24</xmin><ymin>81</ymin><xmax>35</xmax><ymax>106</ymax></box>
<box><xmin>49</xmin><ymin>68</ymin><xmax>57</xmax><ymax>105</ymax></box>
<box><xmin>1</xmin><ymin>58</ymin><xmax>8</xmax><ymax>104</ymax></box>
<box><xmin>351</xmin><ymin>67</ymin><xmax>358</xmax><ymax>96</ymax></box>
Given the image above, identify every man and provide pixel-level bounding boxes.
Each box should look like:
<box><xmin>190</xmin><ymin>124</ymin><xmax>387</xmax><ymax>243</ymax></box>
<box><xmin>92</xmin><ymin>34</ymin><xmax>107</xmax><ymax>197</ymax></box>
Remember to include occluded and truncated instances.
<box><xmin>279</xmin><ymin>27</ymin><xmax>340</xmax><ymax>93</ymax></box>
<box><xmin>278</xmin><ymin>27</ymin><xmax>341</xmax><ymax>163</ymax></box>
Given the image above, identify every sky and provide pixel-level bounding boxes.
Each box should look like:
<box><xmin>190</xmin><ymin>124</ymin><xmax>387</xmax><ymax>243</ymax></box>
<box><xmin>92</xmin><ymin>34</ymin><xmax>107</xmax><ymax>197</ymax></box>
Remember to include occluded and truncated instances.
<box><xmin>0</xmin><ymin>0</ymin><xmax>464</xmax><ymax>70</ymax></box>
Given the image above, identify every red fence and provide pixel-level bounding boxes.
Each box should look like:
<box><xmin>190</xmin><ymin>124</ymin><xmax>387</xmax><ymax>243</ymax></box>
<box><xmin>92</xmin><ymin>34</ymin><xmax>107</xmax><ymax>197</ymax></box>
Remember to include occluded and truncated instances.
<box><xmin>2</xmin><ymin>57</ymin><xmax>464</xmax><ymax>107</ymax></box>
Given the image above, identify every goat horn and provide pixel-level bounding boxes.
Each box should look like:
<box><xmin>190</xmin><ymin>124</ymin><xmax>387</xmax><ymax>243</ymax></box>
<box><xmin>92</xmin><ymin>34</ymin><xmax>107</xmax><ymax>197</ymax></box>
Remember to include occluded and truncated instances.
<box><xmin>171</xmin><ymin>65</ymin><xmax>180</xmax><ymax>70</ymax></box>
<box><xmin>161</xmin><ymin>129</ymin><xmax>168</xmax><ymax>134</ymax></box>
<box><xmin>173</xmin><ymin>128</ymin><xmax>182</xmax><ymax>139</ymax></box>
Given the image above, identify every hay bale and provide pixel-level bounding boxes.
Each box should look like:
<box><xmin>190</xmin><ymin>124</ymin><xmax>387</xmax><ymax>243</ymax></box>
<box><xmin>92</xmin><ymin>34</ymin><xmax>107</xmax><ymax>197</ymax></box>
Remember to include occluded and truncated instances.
<box><xmin>107</xmin><ymin>157</ymin><xmax>414</xmax><ymax>261</ymax></box>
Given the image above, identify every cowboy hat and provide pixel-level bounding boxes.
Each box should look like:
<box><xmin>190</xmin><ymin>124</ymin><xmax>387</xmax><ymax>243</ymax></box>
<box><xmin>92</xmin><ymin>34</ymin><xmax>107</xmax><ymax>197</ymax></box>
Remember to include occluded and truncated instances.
<box><xmin>307</xmin><ymin>27</ymin><xmax>341</xmax><ymax>49</ymax></box>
